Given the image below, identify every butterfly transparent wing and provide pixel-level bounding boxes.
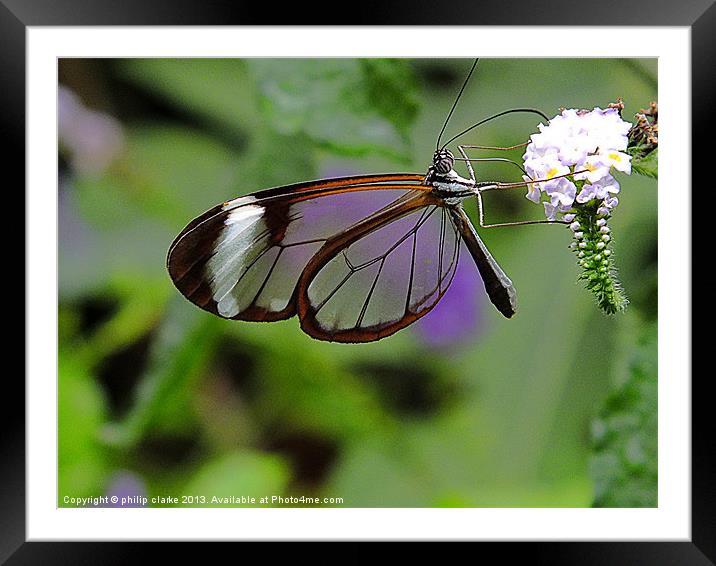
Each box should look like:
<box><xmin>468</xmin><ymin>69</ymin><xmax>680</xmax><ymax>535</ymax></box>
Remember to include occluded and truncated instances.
<box><xmin>297</xmin><ymin>194</ymin><xmax>460</xmax><ymax>342</ymax></box>
<box><xmin>166</xmin><ymin>175</ymin><xmax>428</xmax><ymax>322</ymax></box>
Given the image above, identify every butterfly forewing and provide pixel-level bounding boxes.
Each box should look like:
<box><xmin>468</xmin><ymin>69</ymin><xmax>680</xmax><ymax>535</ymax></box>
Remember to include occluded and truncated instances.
<box><xmin>166</xmin><ymin>174</ymin><xmax>428</xmax><ymax>323</ymax></box>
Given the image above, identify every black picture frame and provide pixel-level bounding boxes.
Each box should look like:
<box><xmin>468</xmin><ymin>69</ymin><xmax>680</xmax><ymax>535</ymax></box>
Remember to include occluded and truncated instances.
<box><xmin>6</xmin><ymin>0</ymin><xmax>706</xmax><ymax>560</ymax></box>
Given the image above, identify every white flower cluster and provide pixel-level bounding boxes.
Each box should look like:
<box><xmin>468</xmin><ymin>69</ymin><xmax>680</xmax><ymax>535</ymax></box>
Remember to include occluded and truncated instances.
<box><xmin>522</xmin><ymin>108</ymin><xmax>632</xmax><ymax>220</ymax></box>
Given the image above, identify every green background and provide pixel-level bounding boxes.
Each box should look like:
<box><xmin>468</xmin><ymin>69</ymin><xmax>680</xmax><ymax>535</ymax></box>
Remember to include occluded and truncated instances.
<box><xmin>58</xmin><ymin>58</ymin><xmax>657</xmax><ymax>508</ymax></box>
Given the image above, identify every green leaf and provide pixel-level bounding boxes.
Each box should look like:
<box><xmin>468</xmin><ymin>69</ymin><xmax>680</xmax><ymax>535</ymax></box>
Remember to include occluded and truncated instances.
<box><xmin>101</xmin><ymin>300</ymin><xmax>224</xmax><ymax>448</ymax></box>
<box><xmin>630</xmin><ymin>148</ymin><xmax>658</xmax><ymax>179</ymax></box>
<box><xmin>224</xmin><ymin>320</ymin><xmax>394</xmax><ymax>440</ymax></box>
<box><xmin>247</xmin><ymin>59</ymin><xmax>417</xmax><ymax>162</ymax></box>
<box><xmin>359</xmin><ymin>59</ymin><xmax>419</xmax><ymax>137</ymax></box>
<box><xmin>116</xmin><ymin>59</ymin><xmax>260</xmax><ymax>140</ymax></box>
<box><xmin>590</xmin><ymin>322</ymin><xmax>657</xmax><ymax>507</ymax></box>
<box><xmin>181</xmin><ymin>451</ymin><xmax>290</xmax><ymax>507</ymax></box>
<box><xmin>328</xmin><ymin>442</ymin><xmax>429</xmax><ymax>506</ymax></box>
<box><xmin>58</xmin><ymin>349</ymin><xmax>109</xmax><ymax>504</ymax></box>
<box><xmin>241</xmin><ymin>129</ymin><xmax>316</xmax><ymax>190</ymax></box>
<box><xmin>120</xmin><ymin>124</ymin><xmax>245</xmax><ymax>222</ymax></box>
<box><xmin>73</xmin><ymin>277</ymin><xmax>169</xmax><ymax>368</ymax></box>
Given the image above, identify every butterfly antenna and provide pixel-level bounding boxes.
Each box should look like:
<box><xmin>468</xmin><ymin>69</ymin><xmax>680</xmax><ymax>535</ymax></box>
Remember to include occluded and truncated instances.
<box><xmin>441</xmin><ymin>107</ymin><xmax>551</xmax><ymax>150</ymax></box>
<box><xmin>436</xmin><ymin>58</ymin><xmax>479</xmax><ymax>151</ymax></box>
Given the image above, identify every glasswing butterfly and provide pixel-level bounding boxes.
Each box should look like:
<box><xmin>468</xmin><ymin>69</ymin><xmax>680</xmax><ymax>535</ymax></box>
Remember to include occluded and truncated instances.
<box><xmin>167</xmin><ymin>59</ymin><xmax>559</xmax><ymax>343</ymax></box>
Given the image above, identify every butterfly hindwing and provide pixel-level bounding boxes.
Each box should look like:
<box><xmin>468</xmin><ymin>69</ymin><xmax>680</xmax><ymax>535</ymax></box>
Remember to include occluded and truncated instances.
<box><xmin>296</xmin><ymin>191</ymin><xmax>461</xmax><ymax>342</ymax></box>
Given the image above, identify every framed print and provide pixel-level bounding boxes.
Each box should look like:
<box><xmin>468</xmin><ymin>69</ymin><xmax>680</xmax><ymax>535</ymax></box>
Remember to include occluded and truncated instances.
<box><xmin>7</xmin><ymin>0</ymin><xmax>708</xmax><ymax>560</ymax></box>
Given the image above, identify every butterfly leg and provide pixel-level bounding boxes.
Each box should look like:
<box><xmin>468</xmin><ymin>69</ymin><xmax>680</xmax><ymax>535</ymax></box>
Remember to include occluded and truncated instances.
<box><xmin>456</xmin><ymin>144</ymin><xmax>477</xmax><ymax>183</ymax></box>
<box><xmin>456</xmin><ymin>144</ymin><xmax>569</xmax><ymax>229</ymax></box>
<box><xmin>454</xmin><ymin>156</ymin><xmax>529</xmax><ymax>177</ymax></box>
<box><xmin>456</xmin><ymin>144</ymin><xmax>497</xmax><ymax>228</ymax></box>
<box><xmin>479</xmin><ymin>182</ymin><xmax>570</xmax><ymax>228</ymax></box>
<box><xmin>459</xmin><ymin>142</ymin><xmax>529</xmax><ymax>152</ymax></box>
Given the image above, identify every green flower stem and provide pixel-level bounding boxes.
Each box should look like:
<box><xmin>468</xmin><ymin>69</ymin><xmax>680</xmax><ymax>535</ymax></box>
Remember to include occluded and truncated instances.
<box><xmin>570</xmin><ymin>203</ymin><xmax>628</xmax><ymax>314</ymax></box>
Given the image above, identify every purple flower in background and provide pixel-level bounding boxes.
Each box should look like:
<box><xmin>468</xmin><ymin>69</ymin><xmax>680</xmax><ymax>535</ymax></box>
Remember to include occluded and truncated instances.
<box><xmin>58</xmin><ymin>85</ymin><xmax>125</xmax><ymax>176</ymax></box>
<box><xmin>105</xmin><ymin>471</ymin><xmax>147</xmax><ymax>507</ymax></box>
<box><xmin>415</xmin><ymin>252</ymin><xmax>485</xmax><ymax>349</ymax></box>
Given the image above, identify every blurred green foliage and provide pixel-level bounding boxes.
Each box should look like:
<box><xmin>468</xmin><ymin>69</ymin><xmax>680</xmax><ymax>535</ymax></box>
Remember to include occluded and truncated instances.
<box><xmin>590</xmin><ymin>321</ymin><xmax>658</xmax><ymax>507</ymax></box>
<box><xmin>58</xmin><ymin>58</ymin><xmax>657</xmax><ymax>508</ymax></box>
<box><xmin>631</xmin><ymin>148</ymin><xmax>659</xmax><ymax>179</ymax></box>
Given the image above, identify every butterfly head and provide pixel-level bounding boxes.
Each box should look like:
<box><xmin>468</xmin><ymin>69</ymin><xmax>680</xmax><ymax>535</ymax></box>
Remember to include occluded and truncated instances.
<box><xmin>432</xmin><ymin>148</ymin><xmax>455</xmax><ymax>175</ymax></box>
